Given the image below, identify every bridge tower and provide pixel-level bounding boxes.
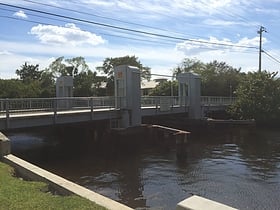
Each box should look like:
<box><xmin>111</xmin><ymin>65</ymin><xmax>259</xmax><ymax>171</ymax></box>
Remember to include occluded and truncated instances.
<box><xmin>177</xmin><ymin>72</ymin><xmax>201</xmax><ymax>119</ymax></box>
<box><xmin>56</xmin><ymin>76</ymin><xmax>73</xmax><ymax>109</ymax></box>
<box><xmin>114</xmin><ymin>65</ymin><xmax>141</xmax><ymax>128</ymax></box>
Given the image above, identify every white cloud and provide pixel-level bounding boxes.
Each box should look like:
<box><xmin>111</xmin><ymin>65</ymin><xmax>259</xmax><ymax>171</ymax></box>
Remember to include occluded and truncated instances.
<box><xmin>176</xmin><ymin>36</ymin><xmax>263</xmax><ymax>55</ymax></box>
<box><xmin>203</xmin><ymin>19</ymin><xmax>258</xmax><ymax>26</ymax></box>
<box><xmin>0</xmin><ymin>50</ymin><xmax>12</xmax><ymax>55</ymax></box>
<box><xmin>13</xmin><ymin>10</ymin><xmax>28</xmax><ymax>19</ymax></box>
<box><xmin>30</xmin><ymin>23</ymin><xmax>106</xmax><ymax>46</ymax></box>
<box><xmin>79</xmin><ymin>0</ymin><xmax>249</xmax><ymax>17</ymax></box>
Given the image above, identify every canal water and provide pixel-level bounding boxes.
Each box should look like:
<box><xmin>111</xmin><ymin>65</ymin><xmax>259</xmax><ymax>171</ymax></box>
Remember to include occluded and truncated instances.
<box><xmin>6</xmin><ymin>126</ymin><xmax>280</xmax><ymax>210</ymax></box>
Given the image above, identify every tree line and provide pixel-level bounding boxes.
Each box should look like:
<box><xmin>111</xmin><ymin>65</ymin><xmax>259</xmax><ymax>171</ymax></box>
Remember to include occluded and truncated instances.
<box><xmin>1</xmin><ymin>55</ymin><xmax>280</xmax><ymax>123</ymax></box>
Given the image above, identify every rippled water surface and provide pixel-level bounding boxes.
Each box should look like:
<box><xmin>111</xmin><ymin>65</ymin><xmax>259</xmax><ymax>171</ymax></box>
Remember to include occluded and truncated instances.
<box><xmin>7</xmin><ymin>127</ymin><xmax>280</xmax><ymax>210</ymax></box>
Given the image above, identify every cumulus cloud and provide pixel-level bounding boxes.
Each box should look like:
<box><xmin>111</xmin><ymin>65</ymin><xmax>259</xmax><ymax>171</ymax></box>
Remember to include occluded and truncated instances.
<box><xmin>176</xmin><ymin>36</ymin><xmax>263</xmax><ymax>55</ymax></box>
<box><xmin>30</xmin><ymin>23</ymin><xmax>105</xmax><ymax>46</ymax></box>
<box><xmin>13</xmin><ymin>10</ymin><xmax>28</xmax><ymax>19</ymax></box>
<box><xmin>0</xmin><ymin>50</ymin><xmax>12</xmax><ymax>55</ymax></box>
<box><xmin>80</xmin><ymin>0</ymin><xmax>252</xmax><ymax>17</ymax></box>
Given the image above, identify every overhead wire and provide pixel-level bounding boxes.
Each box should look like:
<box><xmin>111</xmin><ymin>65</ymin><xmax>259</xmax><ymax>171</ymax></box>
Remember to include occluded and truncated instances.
<box><xmin>22</xmin><ymin>0</ymin><xmax>172</xmax><ymax>34</ymax></box>
<box><xmin>262</xmin><ymin>49</ymin><xmax>280</xmax><ymax>65</ymax></box>
<box><xmin>0</xmin><ymin>15</ymin><xmax>178</xmax><ymax>47</ymax></box>
<box><xmin>0</xmin><ymin>13</ymin><xmax>259</xmax><ymax>54</ymax></box>
<box><xmin>0</xmin><ymin>2</ymin><xmax>259</xmax><ymax>50</ymax></box>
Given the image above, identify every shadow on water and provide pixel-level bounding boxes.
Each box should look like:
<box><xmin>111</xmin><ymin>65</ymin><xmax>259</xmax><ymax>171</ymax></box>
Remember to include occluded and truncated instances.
<box><xmin>5</xmin><ymin>125</ymin><xmax>280</xmax><ymax>210</ymax></box>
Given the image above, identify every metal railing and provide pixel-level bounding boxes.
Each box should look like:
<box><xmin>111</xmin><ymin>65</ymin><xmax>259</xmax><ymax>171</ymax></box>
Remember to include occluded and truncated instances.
<box><xmin>0</xmin><ymin>96</ymin><xmax>235</xmax><ymax>119</ymax></box>
<box><xmin>201</xmin><ymin>96</ymin><xmax>236</xmax><ymax>106</ymax></box>
<box><xmin>141</xmin><ymin>96</ymin><xmax>182</xmax><ymax>108</ymax></box>
<box><xmin>0</xmin><ymin>97</ymin><xmax>116</xmax><ymax>117</ymax></box>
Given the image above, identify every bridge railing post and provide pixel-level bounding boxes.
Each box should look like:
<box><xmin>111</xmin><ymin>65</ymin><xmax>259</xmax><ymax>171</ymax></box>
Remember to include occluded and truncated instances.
<box><xmin>5</xmin><ymin>99</ymin><xmax>10</xmax><ymax>129</ymax></box>
<box><xmin>155</xmin><ymin>97</ymin><xmax>159</xmax><ymax>113</ymax></box>
<box><xmin>90</xmin><ymin>97</ymin><xmax>94</xmax><ymax>120</ymax></box>
<box><xmin>53</xmin><ymin>98</ymin><xmax>57</xmax><ymax>124</ymax></box>
<box><xmin>0</xmin><ymin>99</ymin><xmax>3</xmax><ymax>113</ymax></box>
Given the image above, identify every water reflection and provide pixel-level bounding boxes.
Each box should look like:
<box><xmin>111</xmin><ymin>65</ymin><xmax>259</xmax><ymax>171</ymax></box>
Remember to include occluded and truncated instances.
<box><xmin>6</xmin><ymin>127</ymin><xmax>280</xmax><ymax>210</ymax></box>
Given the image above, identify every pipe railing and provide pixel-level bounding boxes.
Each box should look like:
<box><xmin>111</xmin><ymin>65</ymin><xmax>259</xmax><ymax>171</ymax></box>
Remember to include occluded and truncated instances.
<box><xmin>141</xmin><ymin>96</ymin><xmax>182</xmax><ymax>108</ymax></box>
<box><xmin>0</xmin><ymin>96</ymin><xmax>235</xmax><ymax>119</ymax></box>
<box><xmin>201</xmin><ymin>96</ymin><xmax>236</xmax><ymax>106</ymax></box>
<box><xmin>0</xmin><ymin>97</ymin><xmax>116</xmax><ymax>117</ymax></box>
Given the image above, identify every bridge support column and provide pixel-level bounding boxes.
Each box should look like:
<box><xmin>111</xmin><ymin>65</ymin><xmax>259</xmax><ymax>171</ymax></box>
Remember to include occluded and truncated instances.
<box><xmin>114</xmin><ymin>65</ymin><xmax>141</xmax><ymax>128</ymax></box>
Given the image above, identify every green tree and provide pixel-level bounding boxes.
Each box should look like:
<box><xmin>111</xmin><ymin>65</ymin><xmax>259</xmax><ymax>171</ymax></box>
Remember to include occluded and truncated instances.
<box><xmin>73</xmin><ymin>70</ymin><xmax>98</xmax><ymax>96</ymax></box>
<box><xmin>96</xmin><ymin>55</ymin><xmax>151</xmax><ymax>95</ymax></box>
<box><xmin>149</xmin><ymin>80</ymin><xmax>178</xmax><ymax>96</ymax></box>
<box><xmin>47</xmin><ymin>56</ymin><xmax>102</xmax><ymax>96</ymax></box>
<box><xmin>173</xmin><ymin>58</ymin><xmax>243</xmax><ymax>96</ymax></box>
<box><xmin>173</xmin><ymin>58</ymin><xmax>205</xmax><ymax>76</ymax></box>
<box><xmin>228</xmin><ymin>71</ymin><xmax>280</xmax><ymax>122</ymax></box>
<box><xmin>0</xmin><ymin>79</ymin><xmax>25</xmax><ymax>98</ymax></box>
<box><xmin>39</xmin><ymin>70</ymin><xmax>55</xmax><ymax>97</ymax></box>
<box><xmin>16</xmin><ymin>62</ymin><xmax>42</xmax><ymax>83</ymax></box>
<box><xmin>48</xmin><ymin>56</ymin><xmax>90</xmax><ymax>77</ymax></box>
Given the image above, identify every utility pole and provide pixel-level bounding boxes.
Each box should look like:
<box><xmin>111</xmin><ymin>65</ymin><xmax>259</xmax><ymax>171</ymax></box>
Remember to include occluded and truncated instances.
<box><xmin>258</xmin><ymin>26</ymin><xmax>267</xmax><ymax>72</ymax></box>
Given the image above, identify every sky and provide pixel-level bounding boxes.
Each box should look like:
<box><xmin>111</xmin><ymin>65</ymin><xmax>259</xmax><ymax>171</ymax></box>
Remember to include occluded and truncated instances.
<box><xmin>1</xmin><ymin>0</ymin><xmax>280</xmax><ymax>79</ymax></box>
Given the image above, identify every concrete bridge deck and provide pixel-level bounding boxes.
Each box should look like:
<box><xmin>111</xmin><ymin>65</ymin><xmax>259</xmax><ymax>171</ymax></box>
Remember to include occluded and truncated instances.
<box><xmin>0</xmin><ymin>96</ymin><xmax>234</xmax><ymax>130</ymax></box>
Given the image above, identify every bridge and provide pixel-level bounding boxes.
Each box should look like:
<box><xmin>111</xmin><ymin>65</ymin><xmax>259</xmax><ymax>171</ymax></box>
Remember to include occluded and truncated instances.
<box><xmin>0</xmin><ymin>96</ymin><xmax>234</xmax><ymax>130</ymax></box>
<box><xmin>0</xmin><ymin>65</ymin><xmax>237</xmax><ymax>130</ymax></box>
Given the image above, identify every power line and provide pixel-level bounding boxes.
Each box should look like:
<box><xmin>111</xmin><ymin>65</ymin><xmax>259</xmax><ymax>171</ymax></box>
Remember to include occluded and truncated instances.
<box><xmin>22</xmin><ymin>0</ymin><xmax>171</xmax><ymax>34</ymax></box>
<box><xmin>0</xmin><ymin>2</ymin><xmax>259</xmax><ymax>50</ymax></box>
<box><xmin>0</xmin><ymin>13</ymin><xmax>259</xmax><ymax>54</ymax></box>
<box><xmin>263</xmin><ymin>50</ymin><xmax>280</xmax><ymax>65</ymax></box>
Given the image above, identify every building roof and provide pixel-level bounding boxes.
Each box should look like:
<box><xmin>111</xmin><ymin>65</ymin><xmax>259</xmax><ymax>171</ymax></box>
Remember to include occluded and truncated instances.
<box><xmin>141</xmin><ymin>80</ymin><xmax>159</xmax><ymax>89</ymax></box>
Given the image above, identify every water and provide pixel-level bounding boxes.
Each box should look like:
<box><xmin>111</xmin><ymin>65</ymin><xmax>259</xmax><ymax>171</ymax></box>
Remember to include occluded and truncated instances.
<box><xmin>6</xmin><ymin>127</ymin><xmax>280</xmax><ymax>210</ymax></box>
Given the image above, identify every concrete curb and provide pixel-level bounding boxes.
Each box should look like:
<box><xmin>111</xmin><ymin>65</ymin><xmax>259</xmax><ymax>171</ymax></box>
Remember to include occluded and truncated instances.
<box><xmin>3</xmin><ymin>154</ymin><xmax>133</xmax><ymax>210</ymax></box>
<box><xmin>176</xmin><ymin>195</ymin><xmax>238</xmax><ymax>210</ymax></box>
<box><xmin>0</xmin><ymin>131</ymin><xmax>132</xmax><ymax>210</ymax></box>
<box><xmin>0</xmin><ymin>132</ymin><xmax>10</xmax><ymax>157</ymax></box>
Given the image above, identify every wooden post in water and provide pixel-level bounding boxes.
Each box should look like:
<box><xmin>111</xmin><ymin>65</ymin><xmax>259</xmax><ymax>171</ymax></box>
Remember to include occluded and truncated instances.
<box><xmin>175</xmin><ymin>132</ymin><xmax>188</xmax><ymax>159</ymax></box>
<box><xmin>148</xmin><ymin>125</ymin><xmax>190</xmax><ymax>159</ymax></box>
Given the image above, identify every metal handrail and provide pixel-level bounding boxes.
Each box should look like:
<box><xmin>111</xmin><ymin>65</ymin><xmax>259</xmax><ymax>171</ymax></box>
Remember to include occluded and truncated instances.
<box><xmin>0</xmin><ymin>96</ymin><xmax>235</xmax><ymax>119</ymax></box>
<box><xmin>201</xmin><ymin>96</ymin><xmax>236</xmax><ymax>105</ymax></box>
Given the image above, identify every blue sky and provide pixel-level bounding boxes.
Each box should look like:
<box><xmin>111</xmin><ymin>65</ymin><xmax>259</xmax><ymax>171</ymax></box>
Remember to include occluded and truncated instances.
<box><xmin>1</xmin><ymin>0</ymin><xmax>280</xmax><ymax>79</ymax></box>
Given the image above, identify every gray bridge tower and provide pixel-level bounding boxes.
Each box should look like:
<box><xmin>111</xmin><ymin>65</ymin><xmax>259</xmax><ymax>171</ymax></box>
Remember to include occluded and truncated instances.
<box><xmin>177</xmin><ymin>72</ymin><xmax>201</xmax><ymax>119</ymax></box>
<box><xmin>114</xmin><ymin>65</ymin><xmax>141</xmax><ymax>128</ymax></box>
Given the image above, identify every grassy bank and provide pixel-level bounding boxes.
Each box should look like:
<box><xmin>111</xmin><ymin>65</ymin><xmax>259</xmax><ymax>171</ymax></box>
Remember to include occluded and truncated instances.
<box><xmin>0</xmin><ymin>162</ymin><xmax>106</xmax><ymax>210</ymax></box>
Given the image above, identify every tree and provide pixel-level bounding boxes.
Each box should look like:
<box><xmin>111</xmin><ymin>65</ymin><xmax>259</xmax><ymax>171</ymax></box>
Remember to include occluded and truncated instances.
<box><xmin>39</xmin><ymin>70</ymin><xmax>55</xmax><ymax>97</ymax></box>
<box><xmin>96</xmin><ymin>55</ymin><xmax>151</xmax><ymax>95</ymax></box>
<box><xmin>14</xmin><ymin>62</ymin><xmax>55</xmax><ymax>97</ymax></box>
<box><xmin>16</xmin><ymin>62</ymin><xmax>42</xmax><ymax>83</ymax></box>
<box><xmin>228</xmin><ymin>71</ymin><xmax>280</xmax><ymax>122</ymax></box>
<box><xmin>173</xmin><ymin>58</ymin><xmax>243</xmax><ymax>96</ymax></box>
<box><xmin>173</xmin><ymin>58</ymin><xmax>205</xmax><ymax>76</ymax></box>
<box><xmin>149</xmin><ymin>80</ymin><xmax>178</xmax><ymax>96</ymax></box>
<box><xmin>0</xmin><ymin>79</ymin><xmax>25</xmax><ymax>98</ymax></box>
<box><xmin>73</xmin><ymin>70</ymin><xmax>98</xmax><ymax>96</ymax></box>
<box><xmin>48</xmin><ymin>56</ymin><xmax>90</xmax><ymax>77</ymax></box>
<box><xmin>47</xmin><ymin>56</ymin><xmax>103</xmax><ymax>96</ymax></box>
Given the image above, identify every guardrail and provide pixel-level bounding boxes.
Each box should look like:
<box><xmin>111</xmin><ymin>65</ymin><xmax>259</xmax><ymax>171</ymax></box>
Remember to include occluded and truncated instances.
<box><xmin>0</xmin><ymin>97</ymin><xmax>116</xmax><ymax>118</ymax></box>
<box><xmin>0</xmin><ymin>96</ymin><xmax>235</xmax><ymax>119</ymax></box>
<box><xmin>141</xmin><ymin>96</ymin><xmax>183</xmax><ymax>108</ymax></box>
<box><xmin>201</xmin><ymin>96</ymin><xmax>236</xmax><ymax>106</ymax></box>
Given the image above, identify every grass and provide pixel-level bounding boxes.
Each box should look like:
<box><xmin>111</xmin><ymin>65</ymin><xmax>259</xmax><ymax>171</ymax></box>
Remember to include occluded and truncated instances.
<box><xmin>0</xmin><ymin>161</ymin><xmax>107</xmax><ymax>210</ymax></box>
